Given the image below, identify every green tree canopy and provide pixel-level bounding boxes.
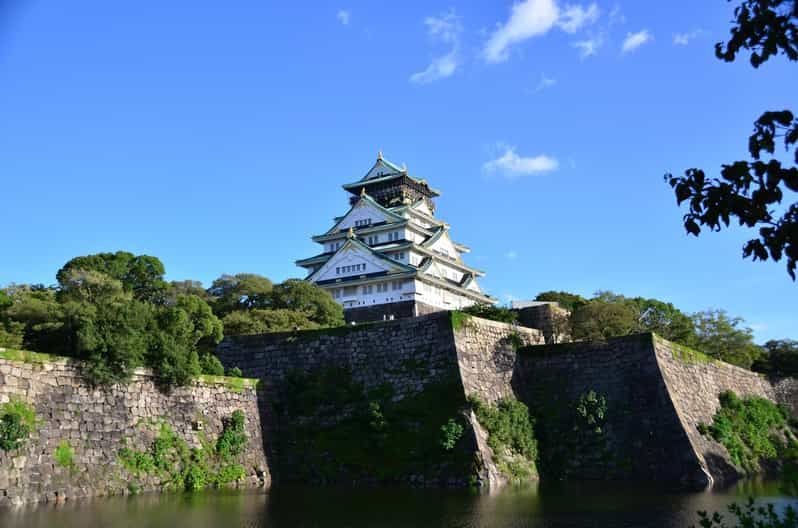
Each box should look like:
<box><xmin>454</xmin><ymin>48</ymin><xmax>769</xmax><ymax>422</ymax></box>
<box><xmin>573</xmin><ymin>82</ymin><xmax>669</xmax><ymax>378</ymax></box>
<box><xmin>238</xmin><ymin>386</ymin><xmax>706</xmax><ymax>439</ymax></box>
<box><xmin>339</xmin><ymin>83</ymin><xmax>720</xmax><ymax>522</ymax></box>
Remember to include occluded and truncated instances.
<box><xmin>534</xmin><ymin>290</ymin><xmax>588</xmax><ymax>311</ymax></box>
<box><xmin>56</xmin><ymin>251</ymin><xmax>167</xmax><ymax>302</ymax></box>
<box><xmin>221</xmin><ymin>308</ymin><xmax>319</xmax><ymax>336</ymax></box>
<box><xmin>665</xmin><ymin>0</ymin><xmax>798</xmax><ymax>279</ymax></box>
<box><xmin>207</xmin><ymin>273</ymin><xmax>273</xmax><ymax>316</ymax></box>
<box><xmin>688</xmin><ymin>309</ymin><xmax>763</xmax><ymax>368</ymax></box>
<box><xmin>269</xmin><ymin>279</ymin><xmax>344</xmax><ymax>327</ymax></box>
<box><xmin>754</xmin><ymin>338</ymin><xmax>798</xmax><ymax>377</ymax></box>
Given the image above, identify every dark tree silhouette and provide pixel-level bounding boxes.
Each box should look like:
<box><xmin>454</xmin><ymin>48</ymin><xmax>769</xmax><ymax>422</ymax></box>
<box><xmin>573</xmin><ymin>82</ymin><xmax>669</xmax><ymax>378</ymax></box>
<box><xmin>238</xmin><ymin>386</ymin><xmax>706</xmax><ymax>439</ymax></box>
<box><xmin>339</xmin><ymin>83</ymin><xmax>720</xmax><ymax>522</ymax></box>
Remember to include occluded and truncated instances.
<box><xmin>665</xmin><ymin>0</ymin><xmax>798</xmax><ymax>279</ymax></box>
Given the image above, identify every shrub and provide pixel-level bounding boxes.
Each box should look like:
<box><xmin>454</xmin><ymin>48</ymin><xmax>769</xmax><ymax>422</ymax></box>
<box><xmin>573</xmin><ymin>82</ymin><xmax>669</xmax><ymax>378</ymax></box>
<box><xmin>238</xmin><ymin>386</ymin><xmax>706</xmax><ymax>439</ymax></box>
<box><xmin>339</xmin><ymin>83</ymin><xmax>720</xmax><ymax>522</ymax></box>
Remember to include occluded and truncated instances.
<box><xmin>461</xmin><ymin>304</ymin><xmax>518</xmax><ymax>324</ymax></box>
<box><xmin>439</xmin><ymin>418</ymin><xmax>464</xmax><ymax>451</ymax></box>
<box><xmin>199</xmin><ymin>353</ymin><xmax>225</xmax><ymax>376</ymax></box>
<box><xmin>0</xmin><ymin>398</ymin><xmax>38</xmax><ymax>451</ymax></box>
<box><xmin>698</xmin><ymin>390</ymin><xmax>794</xmax><ymax>473</ymax></box>
<box><xmin>227</xmin><ymin>366</ymin><xmax>243</xmax><ymax>378</ymax></box>
<box><xmin>470</xmin><ymin>396</ymin><xmax>537</xmax><ymax>480</ymax></box>
<box><xmin>54</xmin><ymin>440</ymin><xmax>75</xmax><ymax>470</ymax></box>
<box><xmin>216</xmin><ymin>410</ymin><xmax>247</xmax><ymax>460</ymax></box>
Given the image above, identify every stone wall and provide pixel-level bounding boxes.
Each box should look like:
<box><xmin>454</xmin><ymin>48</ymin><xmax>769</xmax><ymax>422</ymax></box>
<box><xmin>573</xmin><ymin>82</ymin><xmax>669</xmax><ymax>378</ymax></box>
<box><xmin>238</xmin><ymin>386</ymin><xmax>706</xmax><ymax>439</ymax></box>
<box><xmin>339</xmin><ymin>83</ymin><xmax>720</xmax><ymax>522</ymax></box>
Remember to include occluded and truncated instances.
<box><xmin>453</xmin><ymin>316</ymin><xmax>544</xmax><ymax>404</ymax></box>
<box><xmin>342</xmin><ymin>300</ymin><xmax>439</xmax><ymax>324</ymax></box>
<box><xmin>0</xmin><ymin>356</ymin><xmax>268</xmax><ymax>507</ymax></box>
<box><xmin>653</xmin><ymin>336</ymin><xmax>780</xmax><ymax>485</ymax></box>
<box><xmin>216</xmin><ymin>312</ymin><xmax>471</xmax><ymax>486</ymax></box>
<box><xmin>216</xmin><ymin>314</ymin><xmax>797</xmax><ymax>491</ymax></box>
<box><xmin>514</xmin><ymin>334</ymin><xmax>708</xmax><ymax>486</ymax></box>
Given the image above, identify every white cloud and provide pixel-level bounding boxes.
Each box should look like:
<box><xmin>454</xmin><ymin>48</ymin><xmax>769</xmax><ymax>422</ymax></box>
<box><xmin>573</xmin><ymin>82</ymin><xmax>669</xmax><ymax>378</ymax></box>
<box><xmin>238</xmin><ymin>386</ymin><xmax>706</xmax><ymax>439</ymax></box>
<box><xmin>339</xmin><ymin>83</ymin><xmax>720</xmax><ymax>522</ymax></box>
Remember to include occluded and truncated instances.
<box><xmin>572</xmin><ymin>35</ymin><xmax>603</xmax><ymax>58</ymax></box>
<box><xmin>483</xmin><ymin>0</ymin><xmax>560</xmax><ymax>63</ymax></box>
<box><xmin>410</xmin><ymin>51</ymin><xmax>459</xmax><ymax>84</ymax></box>
<box><xmin>608</xmin><ymin>4</ymin><xmax>625</xmax><ymax>26</ymax></box>
<box><xmin>558</xmin><ymin>3</ymin><xmax>599</xmax><ymax>33</ymax></box>
<box><xmin>483</xmin><ymin>145</ymin><xmax>559</xmax><ymax>178</ymax></box>
<box><xmin>336</xmin><ymin>9</ymin><xmax>350</xmax><ymax>25</ymax></box>
<box><xmin>621</xmin><ymin>29</ymin><xmax>651</xmax><ymax>53</ymax></box>
<box><xmin>505</xmin><ymin>250</ymin><xmax>519</xmax><ymax>260</ymax></box>
<box><xmin>673</xmin><ymin>29</ymin><xmax>703</xmax><ymax>45</ymax></box>
<box><xmin>534</xmin><ymin>72</ymin><xmax>557</xmax><ymax>92</ymax></box>
<box><xmin>483</xmin><ymin>0</ymin><xmax>601</xmax><ymax>63</ymax></box>
<box><xmin>410</xmin><ymin>10</ymin><xmax>463</xmax><ymax>84</ymax></box>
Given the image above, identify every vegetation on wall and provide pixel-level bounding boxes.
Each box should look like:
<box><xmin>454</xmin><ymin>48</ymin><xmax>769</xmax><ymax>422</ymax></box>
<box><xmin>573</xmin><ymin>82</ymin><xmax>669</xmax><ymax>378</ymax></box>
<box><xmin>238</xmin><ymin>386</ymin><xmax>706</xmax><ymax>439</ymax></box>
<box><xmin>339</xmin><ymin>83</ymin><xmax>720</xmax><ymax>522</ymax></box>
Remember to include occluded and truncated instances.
<box><xmin>0</xmin><ymin>398</ymin><xmax>38</xmax><ymax>451</ymax></box>
<box><xmin>697</xmin><ymin>390</ymin><xmax>797</xmax><ymax>474</ymax></box>
<box><xmin>533</xmin><ymin>389</ymin><xmax>612</xmax><ymax>480</ymax></box>
<box><xmin>54</xmin><ymin>440</ymin><xmax>75</xmax><ymax>471</ymax></box>
<box><xmin>276</xmin><ymin>366</ymin><xmax>472</xmax><ymax>483</ymax></box>
<box><xmin>460</xmin><ymin>304</ymin><xmax>518</xmax><ymax>324</ymax></box>
<box><xmin>117</xmin><ymin>412</ymin><xmax>249</xmax><ymax>492</ymax></box>
<box><xmin>0</xmin><ymin>251</ymin><xmax>342</xmax><ymax>387</ymax></box>
<box><xmin>469</xmin><ymin>396</ymin><xmax>538</xmax><ymax>482</ymax></box>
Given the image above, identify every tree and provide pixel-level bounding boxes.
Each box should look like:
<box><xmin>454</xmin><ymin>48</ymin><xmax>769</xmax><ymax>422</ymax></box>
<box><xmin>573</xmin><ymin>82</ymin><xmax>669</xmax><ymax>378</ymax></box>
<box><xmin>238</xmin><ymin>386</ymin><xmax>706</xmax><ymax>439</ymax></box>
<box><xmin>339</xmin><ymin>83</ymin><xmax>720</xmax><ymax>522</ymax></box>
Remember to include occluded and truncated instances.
<box><xmin>570</xmin><ymin>300</ymin><xmax>640</xmax><ymax>342</ymax></box>
<box><xmin>688</xmin><ymin>309</ymin><xmax>763</xmax><ymax>368</ymax></box>
<box><xmin>3</xmin><ymin>285</ymin><xmax>68</xmax><ymax>355</ymax></box>
<box><xmin>270</xmin><ymin>279</ymin><xmax>344</xmax><ymax>327</ymax></box>
<box><xmin>56</xmin><ymin>251</ymin><xmax>167</xmax><ymax>302</ymax></box>
<box><xmin>630</xmin><ymin>297</ymin><xmax>696</xmax><ymax>344</ymax></box>
<box><xmin>534</xmin><ymin>291</ymin><xmax>588</xmax><ymax>312</ymax></box>
<box><xmin>221</xmin><ymin>308</ymin><xmax>318</xmax><ymax>336</ymax></box>
<box><xmin>665</xmin><ymin>0</ymin><xmax>798</xmax><ymax>279</ymax></box>
<box><xmin>754</xmin><ymin>338</ymin><xmax>798</xmax><ymax>377</ymax></box>
<box><xmin>207</xmin><ymin>273</ymin><xmax>273</xmax><ymax>316</ymax></box>
<box><xmin>72</xmin><ymin>299</ymin><xmax>153</xmax><ymax>385</ymax></box>
<box><xmin>147</xmin><ymin>294</ymin><xmax>224</xmax><ymax>387</ymax></box>
<box><xmin>166</xmin><ymin>280</ymin><xmax>210</xmax><ymax>304</ymax></box>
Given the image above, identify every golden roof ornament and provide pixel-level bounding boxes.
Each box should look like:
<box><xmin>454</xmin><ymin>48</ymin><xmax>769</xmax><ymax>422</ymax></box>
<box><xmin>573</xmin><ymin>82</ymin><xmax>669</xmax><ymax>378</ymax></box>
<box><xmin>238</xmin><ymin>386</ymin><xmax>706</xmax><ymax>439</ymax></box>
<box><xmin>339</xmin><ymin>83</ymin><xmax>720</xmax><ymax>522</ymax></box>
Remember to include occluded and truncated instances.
<box><xmin>377</xmin><ymin>150</ymin><xmax>383</xmax><ymax>160</ymax></box>
<box><xmin>360</xmin><ymin>187</ymin><xmax>366</xmax><ymax>197</ymax></box>
<box><xmin>347</xmin><ymin>227</ymin><xmax>355</xmax><ymax>239</ymax></box>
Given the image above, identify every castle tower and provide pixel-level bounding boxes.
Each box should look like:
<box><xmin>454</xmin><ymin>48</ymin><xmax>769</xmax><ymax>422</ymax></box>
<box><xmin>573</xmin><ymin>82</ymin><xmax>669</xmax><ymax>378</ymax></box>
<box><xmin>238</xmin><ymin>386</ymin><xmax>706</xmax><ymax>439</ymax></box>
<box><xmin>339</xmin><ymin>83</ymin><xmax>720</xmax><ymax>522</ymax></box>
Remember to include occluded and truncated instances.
<box><xmin>296</xmin><ymin>153</ymin><xmax>494</xmax><ymax>323</ymax></box>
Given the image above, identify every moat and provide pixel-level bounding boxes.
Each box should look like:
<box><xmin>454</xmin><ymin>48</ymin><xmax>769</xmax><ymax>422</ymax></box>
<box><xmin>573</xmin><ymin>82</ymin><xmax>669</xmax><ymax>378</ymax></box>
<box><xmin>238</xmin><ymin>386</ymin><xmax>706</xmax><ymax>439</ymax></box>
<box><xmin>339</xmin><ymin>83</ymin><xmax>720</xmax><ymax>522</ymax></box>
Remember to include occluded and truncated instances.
<box><xmin>3</xmin><ymin>480</ymin><xmax>797</xmax><ymax>528</ymax></box>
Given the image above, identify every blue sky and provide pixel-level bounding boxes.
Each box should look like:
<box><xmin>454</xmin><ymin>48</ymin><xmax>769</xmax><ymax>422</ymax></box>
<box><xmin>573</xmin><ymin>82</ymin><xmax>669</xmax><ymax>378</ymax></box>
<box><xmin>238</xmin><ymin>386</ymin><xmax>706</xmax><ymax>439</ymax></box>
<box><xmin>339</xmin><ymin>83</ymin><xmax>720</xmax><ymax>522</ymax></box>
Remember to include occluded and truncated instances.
<box><xmin>0</xmin><ymin>1</ymin><xmax>795</xmax><ymax>342</ymax></box>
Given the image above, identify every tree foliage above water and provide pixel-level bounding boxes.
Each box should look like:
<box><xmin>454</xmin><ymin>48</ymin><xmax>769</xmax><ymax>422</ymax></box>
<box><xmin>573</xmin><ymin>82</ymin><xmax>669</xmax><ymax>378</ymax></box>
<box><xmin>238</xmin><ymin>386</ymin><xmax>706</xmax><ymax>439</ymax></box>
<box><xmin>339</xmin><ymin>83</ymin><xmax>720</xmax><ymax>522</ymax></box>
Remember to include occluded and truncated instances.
<box><xmin>665</xmin><ymin>0</ymin><xmax>798</xmax><ymax>279</ymax></box>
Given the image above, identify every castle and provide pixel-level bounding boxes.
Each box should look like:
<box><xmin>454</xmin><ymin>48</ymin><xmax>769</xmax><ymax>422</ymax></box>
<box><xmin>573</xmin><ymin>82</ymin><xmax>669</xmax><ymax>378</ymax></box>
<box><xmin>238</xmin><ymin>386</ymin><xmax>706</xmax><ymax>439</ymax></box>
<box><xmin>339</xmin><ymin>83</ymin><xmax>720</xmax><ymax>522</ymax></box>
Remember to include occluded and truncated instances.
<box><xmin>296</xmin><ymin>153</ymin><xmax>494</xmax><ymax>322</ymax></box>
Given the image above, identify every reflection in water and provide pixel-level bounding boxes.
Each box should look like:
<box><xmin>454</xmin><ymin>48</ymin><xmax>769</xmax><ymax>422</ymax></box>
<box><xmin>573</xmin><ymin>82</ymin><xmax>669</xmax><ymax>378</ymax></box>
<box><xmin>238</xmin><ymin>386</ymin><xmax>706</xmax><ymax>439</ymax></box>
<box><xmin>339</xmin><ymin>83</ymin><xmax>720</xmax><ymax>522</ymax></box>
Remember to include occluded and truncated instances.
<box><xmin>2</xmin><ymin>479</ymin><xmax>797</xmax><ymax>528</ymax></box>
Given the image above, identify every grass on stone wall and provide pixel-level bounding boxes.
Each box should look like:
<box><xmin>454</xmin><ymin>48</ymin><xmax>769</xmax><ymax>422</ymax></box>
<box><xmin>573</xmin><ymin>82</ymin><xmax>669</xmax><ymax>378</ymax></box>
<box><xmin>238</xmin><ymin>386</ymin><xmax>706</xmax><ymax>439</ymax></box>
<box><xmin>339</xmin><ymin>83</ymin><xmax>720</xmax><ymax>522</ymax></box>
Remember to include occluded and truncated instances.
<box><xmin>117</xmin><ymin>412</ymin><xmax>249</xmax><ymax>492</ymax></box>
<box><xmin>0</xmin><ymin>348</ymin><xmax>65</xmax><ymax>364</ymax></box>
<box><xmin>469</xmin><ymin>396</ymin><xmax>538</xmax><ymax>483</ymax></box>
<box><xmin>277</xmin><ymin>366</ymin><xmax>473</xmax><ymax>483</ymax></box>
<box><xmin>450</xmin><ymin>311</ymin><xmax>472</xmax><ymax>331</ymax></box>
<box><xmin>698</xmin><ymin>390</ymin><xmax>797</xmax><ymax>474</ymax></box>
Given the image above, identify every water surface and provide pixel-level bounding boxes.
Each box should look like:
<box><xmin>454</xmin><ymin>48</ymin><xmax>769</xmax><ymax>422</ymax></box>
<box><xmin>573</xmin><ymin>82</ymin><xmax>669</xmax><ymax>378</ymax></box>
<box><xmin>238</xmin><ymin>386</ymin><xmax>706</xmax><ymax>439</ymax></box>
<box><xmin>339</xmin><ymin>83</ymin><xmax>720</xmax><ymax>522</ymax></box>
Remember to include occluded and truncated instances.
<box><xmin>3</xmin><ymin>479</ymin><xmax>796</xmax><ymax>528</ymax></box>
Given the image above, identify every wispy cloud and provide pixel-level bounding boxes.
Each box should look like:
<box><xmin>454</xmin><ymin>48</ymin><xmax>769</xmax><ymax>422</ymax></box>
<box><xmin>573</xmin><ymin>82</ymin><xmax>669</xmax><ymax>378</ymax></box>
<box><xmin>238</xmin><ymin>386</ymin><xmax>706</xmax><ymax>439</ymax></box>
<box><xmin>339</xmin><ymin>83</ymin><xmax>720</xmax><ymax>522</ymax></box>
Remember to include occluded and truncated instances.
<box><xmin>558</xmin><ymin>3</ymin><xmax>599</xmax><ymax>33</ymax></box>
<box><xmin>336</xmin><ymin>9</ymin><xmax>350</xmax><ymax>26</ymax></box>
<box><xmin>572</xmin><ymin>34</ymin><xmax>603</xmax><ymax>58</ymax></box>
<box><xmin>483</xmin><ymin>0</ymin><xmax>559</xmax><ymax>63</ymax></box>
<box><xmin>410</xmin><ymin>10</ymin><xmax>463</xmax><ymax>84</ymax></box>
<box><xmin>608</xmin><ymin>4</ymin><xmax>625</xmax><ymax>26</ymax></box>
<box><xmin>621</xmin><ymin>29</ymin><xmax>651</xmax><ymax>53</ymax></box>
<box><xmin>505</xmin><ymin>250</ymin><xmax>519</xmax><ymax>260</ymax></box>
<box><xmin>483</xmin><ymin>145</ymin><xmax>559</xmax><ymax>178</ymax></box>
<box><xmin>673</xmin><ymin>29</ymin><xmax>703</xmax><ymax>45</ymax></box>
<box><xmin>484</xmin><ymin>0</ymin><xmax>601</xmax><ymax>63</ymax></box>
<box><xmin>534</xmin><ymin>72</ymin><xmax>557</xmax><ymax>92</ymax></box>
